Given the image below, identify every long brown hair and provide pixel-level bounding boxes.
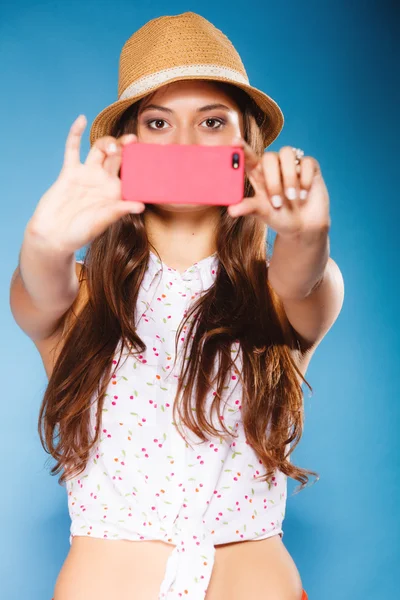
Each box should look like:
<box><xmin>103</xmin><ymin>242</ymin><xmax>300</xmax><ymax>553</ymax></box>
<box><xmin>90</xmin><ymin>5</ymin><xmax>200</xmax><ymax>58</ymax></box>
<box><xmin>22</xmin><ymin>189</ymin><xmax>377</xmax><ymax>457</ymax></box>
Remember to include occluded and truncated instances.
<box><xmin>39</xmin><ymin>81</ymin><xmax>319</xmax><ymax>494</ymax></box>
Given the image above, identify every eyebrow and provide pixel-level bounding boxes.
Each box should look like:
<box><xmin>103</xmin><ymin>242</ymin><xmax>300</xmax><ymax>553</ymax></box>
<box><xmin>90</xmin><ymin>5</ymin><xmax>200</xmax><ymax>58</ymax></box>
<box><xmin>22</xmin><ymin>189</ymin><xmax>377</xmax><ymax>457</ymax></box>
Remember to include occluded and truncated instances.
<box><xmin>140</xmin><ymin>103</ymin><xmax>233</xmax><ymax>114</ymax></box>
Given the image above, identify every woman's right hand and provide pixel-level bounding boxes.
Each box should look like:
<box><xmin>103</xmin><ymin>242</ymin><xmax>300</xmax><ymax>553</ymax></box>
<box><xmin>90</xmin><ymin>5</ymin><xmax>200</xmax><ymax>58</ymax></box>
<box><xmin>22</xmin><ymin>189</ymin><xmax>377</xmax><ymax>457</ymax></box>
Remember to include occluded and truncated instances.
<box><xmin>27</xmin><ymin>115</ymin><xmax>145</xmax><ymax>254</ymax></box>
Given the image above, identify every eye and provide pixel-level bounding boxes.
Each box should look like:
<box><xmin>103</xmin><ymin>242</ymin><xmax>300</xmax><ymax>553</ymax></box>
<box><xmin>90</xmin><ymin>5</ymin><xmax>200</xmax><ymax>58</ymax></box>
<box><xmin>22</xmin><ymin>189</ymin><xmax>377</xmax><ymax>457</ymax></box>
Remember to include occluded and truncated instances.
<box><xmin>145</xmin><ymin>119</ymin><xmax>168</xmax><ymax>130</ymax></box>
<box><xmin>144</xmin><ymin>117</ymin><xmax>226</xmax><ymax>130</ymax></box>
<box><xmin>200</xmin><ymin>118</ymin><xmax>226</xmax><ymax>130</ymax></box>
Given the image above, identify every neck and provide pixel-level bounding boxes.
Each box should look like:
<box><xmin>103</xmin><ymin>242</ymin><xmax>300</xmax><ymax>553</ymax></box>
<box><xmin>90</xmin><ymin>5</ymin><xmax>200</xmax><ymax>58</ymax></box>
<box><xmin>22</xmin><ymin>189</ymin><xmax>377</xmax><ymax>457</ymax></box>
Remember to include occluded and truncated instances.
<box><xmin>143</xmin><ymin>204</ymin><xmax>220</xmax><ymax>271</ymax></box>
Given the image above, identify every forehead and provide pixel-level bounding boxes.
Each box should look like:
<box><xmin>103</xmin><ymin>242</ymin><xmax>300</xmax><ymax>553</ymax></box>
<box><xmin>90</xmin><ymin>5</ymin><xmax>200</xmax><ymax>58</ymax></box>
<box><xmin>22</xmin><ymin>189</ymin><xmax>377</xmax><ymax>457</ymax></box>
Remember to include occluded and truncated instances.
<box><xmin>148</xmin><ymin>79</ymin><xmax>238</xmax><ymax>106</ymax></box>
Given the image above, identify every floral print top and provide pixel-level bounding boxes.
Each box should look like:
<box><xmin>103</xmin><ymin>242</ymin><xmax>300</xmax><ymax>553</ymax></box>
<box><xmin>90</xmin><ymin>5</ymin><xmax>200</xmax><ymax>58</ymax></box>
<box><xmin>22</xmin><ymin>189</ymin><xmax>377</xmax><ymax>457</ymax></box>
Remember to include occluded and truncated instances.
<box><xmin>67</xmin><ymin>251</ymin><xmax>288</xmax><ymax>599</ymax></box>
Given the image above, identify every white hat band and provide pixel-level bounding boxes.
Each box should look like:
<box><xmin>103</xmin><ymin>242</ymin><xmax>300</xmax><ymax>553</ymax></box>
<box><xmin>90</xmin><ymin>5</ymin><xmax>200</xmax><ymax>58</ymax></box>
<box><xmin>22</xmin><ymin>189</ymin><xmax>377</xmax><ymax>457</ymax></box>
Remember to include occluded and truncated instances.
<box><xmin>119</xmin><ymin>64</ymin><xmax>249</xmax><ymax>101</ymax></box>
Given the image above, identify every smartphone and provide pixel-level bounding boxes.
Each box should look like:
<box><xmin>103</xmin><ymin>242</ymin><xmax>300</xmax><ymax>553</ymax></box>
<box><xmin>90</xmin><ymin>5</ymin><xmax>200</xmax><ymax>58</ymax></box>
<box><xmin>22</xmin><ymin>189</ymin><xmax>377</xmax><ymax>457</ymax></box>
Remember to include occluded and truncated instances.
<box><xmin>120</xmin><ymin>142</ymin><xmax>244</xmax><ymax>206</ymax></box>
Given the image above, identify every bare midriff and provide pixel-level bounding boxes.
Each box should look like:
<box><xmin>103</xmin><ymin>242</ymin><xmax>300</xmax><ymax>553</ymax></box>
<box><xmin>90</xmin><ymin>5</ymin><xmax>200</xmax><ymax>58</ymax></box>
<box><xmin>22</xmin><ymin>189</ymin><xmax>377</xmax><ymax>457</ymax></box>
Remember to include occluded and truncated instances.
<box><xmin>53</xmin><ymin>534</ymin><xmax>304</xmax><ymax>600</ymax></box>
<box><xmin>42</xmin><ymin>295</ymin><xmax>308</xmax><ymax>600</ymax></box>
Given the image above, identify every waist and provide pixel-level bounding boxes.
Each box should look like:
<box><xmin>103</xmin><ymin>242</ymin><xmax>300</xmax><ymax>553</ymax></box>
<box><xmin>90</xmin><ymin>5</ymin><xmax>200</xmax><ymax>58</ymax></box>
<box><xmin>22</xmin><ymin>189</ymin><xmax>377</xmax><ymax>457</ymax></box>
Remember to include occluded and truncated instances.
<box><xmin>54</xmin><ymin>533</ymin><xmax>300</xmax><ymax>600</ymax></box>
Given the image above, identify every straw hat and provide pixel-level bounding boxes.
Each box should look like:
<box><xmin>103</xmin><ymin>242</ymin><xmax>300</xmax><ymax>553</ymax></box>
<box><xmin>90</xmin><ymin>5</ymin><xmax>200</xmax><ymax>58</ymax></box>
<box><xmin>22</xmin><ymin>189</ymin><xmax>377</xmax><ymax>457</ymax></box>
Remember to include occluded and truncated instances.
<box><xmin>89</xmin><ymin>11</ymin><xmax>284</xmax><ymax>149</ymax></box>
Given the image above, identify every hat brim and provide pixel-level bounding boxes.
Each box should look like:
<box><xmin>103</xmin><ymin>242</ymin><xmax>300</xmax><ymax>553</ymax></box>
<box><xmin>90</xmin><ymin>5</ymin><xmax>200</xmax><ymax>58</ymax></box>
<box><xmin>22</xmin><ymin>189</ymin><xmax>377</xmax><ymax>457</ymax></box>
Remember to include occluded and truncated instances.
<box><xmin>89</xmin><ymin>76</ymin><xmax>284</xmax><ymax>149</ymax></box>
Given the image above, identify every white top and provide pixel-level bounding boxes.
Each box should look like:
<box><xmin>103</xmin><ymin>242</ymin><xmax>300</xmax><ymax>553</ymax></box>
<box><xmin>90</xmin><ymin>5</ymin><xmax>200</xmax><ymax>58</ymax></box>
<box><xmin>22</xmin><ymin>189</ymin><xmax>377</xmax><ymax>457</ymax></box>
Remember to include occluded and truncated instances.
<box><xmin>67</xmin><ymin>251</ymin><xmax>288</xmax><ymax>599</ymax></box>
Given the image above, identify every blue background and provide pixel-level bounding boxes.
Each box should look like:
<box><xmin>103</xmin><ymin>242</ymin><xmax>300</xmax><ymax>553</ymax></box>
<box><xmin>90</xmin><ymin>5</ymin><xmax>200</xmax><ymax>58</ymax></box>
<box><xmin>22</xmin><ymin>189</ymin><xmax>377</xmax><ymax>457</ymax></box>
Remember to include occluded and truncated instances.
<box><xmin>1</xmin><ymin>1</ymin><xmax>398</xmax><ymax>598</ymax></box>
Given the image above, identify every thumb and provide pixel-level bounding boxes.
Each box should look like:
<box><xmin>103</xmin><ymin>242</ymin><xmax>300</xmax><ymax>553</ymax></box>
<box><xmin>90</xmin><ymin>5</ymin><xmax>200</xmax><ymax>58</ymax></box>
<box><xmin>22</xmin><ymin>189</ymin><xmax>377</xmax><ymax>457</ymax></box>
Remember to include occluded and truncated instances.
<box><xmin>103</xmin><ymin>134</ymin><xmax>138</xmax><ymax>177</ymax></box>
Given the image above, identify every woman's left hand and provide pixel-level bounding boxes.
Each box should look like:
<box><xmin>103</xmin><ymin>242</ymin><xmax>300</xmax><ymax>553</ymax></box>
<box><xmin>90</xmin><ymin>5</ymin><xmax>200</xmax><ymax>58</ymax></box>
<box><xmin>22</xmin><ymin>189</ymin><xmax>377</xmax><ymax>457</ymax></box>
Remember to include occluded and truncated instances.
<box><xmin>228</xmin><ymin>138</ymin><xmax>331</xmax><ymax>239</ymax></box>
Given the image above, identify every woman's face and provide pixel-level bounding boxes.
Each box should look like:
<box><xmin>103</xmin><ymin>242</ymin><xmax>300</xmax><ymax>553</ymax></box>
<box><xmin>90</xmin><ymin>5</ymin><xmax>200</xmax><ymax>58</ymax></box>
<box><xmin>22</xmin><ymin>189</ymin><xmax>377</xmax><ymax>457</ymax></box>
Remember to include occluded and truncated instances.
<box><xmin>136</xmin><ymin>79</ymin><xmax>244</xmax><ymax>213</ymax></box>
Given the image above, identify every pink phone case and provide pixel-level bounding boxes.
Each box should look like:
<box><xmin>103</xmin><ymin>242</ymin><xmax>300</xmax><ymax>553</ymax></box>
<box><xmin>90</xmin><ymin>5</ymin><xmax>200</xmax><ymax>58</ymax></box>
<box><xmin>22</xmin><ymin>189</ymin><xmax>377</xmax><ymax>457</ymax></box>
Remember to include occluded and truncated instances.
<box><xmin>121</xmin><ymin>142</ymin><xmax>244</xmax><ymax>206</ymax></box>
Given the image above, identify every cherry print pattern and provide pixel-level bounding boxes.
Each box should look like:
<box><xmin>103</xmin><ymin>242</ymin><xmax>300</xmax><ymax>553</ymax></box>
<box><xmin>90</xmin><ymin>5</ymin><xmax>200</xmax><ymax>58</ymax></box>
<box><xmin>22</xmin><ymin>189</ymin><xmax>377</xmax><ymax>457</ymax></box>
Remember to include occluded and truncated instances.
<box><xmin>66</xmin><ymin>253</ymin><xmax>289</xmax><ymax>599</ymax></box>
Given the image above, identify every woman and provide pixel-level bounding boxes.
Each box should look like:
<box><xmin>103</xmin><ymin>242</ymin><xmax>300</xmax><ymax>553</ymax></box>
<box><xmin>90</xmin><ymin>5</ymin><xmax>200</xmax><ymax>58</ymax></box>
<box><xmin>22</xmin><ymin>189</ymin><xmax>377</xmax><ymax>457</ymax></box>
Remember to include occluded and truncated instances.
<box><xmin>11</xmin><ymin>11</ymin><xmax>344</xmax><ymax>600</ymax></box>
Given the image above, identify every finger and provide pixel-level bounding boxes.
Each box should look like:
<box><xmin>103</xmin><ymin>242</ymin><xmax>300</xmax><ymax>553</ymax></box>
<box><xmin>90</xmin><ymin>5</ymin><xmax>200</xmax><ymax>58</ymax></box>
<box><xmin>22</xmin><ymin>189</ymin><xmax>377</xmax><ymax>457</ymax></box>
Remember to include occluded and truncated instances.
<box><xmin>89</xmin><ymin>199</ymin><xmax>145</xmax><ymax>236</ymax></box>
<box><xmin>297</xmin><ymin>156</ymin><xmax>315</xmax><ymax>200</ymax></box>
<box><xmin>120</xmin><ymin>133</ymin><xmax>138</xmax><ymax>146</ymax></box>
<box><xmin>63</xmin><ymin>115</ymin><xmax>86</xmax><ymax>169</ymax></box>
<box><xmin>279</xmin><ymin>146</ymin><xmax>300</xmax><ymax>202</ymax></box>
<box><xmin>261</xmin><ymin>152</ymin><xmax>286</xmax><ymax>209</ymax></box>
<box><xmin>103</xmin><ymin>134</ymin><xmax>137</xmax><ymax>177</ymax></box>
<box><xmin>111</xmin><ymin>199</ymin><xmax>146</xmax><ymax>219</ymax></box>
<box><xmin>85</xmin><ymin>135</ymin><xmax>120</xmax><ymax>168</ymax></box>
<box><xmin>228</xmin><ymin>194</ymin><xmax>272</xmax><ymax>219</ymax></box>
<box><xmin>234</xmin><ymin>136</ymin><xmax>267</xmax><ymax>196</ymax></box>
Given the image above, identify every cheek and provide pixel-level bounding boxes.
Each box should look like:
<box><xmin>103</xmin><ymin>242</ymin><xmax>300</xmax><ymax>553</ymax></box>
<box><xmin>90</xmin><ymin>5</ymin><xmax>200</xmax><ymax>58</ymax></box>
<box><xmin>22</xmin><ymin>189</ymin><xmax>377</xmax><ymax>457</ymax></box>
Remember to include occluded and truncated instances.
<box><xmin>136</xmin><ymin>123</ymin><xmax>154</xmax><ymax>142</ymax></box>
<box><xmin>228</xmin><ymin>113</ymin><xmax>244</xmax><ymax>136</ymax></box>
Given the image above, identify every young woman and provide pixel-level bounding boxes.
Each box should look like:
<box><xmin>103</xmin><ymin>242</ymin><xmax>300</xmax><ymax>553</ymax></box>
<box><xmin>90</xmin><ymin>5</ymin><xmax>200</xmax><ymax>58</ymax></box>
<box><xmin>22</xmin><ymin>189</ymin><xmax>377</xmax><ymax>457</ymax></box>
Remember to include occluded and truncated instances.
<box><xmin>10</xmin><ymin>12</ymin><xmax>343</xmax><ymax>600</ymax></box>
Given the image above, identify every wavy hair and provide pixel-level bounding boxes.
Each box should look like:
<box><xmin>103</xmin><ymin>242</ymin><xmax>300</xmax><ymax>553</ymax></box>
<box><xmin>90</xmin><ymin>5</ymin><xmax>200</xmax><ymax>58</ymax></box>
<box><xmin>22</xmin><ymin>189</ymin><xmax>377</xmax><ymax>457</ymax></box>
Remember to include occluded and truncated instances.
<box><xmin>38</xmin><ymin>81</ymin><xmax>319</xmax><ymax>494</ymax></box>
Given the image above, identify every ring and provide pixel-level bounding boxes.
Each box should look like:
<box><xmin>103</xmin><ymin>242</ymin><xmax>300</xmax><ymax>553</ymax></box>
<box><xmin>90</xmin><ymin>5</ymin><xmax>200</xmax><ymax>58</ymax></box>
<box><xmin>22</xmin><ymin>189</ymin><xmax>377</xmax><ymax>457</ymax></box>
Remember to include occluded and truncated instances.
<box><xmin>292</xmin><ymin>147</ymin><xmax>304</xmax><ymax>163</ymax></box>
<box><xmin>292</xmin><ymin>147</ymin><xmax>304</xmax><ymax>174</ymax></box>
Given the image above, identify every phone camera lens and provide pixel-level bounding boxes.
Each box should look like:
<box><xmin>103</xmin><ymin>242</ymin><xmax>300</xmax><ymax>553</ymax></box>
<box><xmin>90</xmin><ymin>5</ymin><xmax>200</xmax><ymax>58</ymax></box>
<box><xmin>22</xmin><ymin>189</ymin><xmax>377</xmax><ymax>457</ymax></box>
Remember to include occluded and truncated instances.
<box><xmin>232</xmin><ymin>152</ymin><xmax>240</xmax><ymax>169</ymax></box>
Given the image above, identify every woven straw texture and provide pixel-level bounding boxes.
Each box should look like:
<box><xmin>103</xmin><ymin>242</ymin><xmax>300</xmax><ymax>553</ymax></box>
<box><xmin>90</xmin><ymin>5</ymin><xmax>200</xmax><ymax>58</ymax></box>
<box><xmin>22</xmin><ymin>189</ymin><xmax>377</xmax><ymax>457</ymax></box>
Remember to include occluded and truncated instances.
<box><xmin>89</xmin><ymin>12</ymin><xmax>284</xmax><ymax>149</ymax></box>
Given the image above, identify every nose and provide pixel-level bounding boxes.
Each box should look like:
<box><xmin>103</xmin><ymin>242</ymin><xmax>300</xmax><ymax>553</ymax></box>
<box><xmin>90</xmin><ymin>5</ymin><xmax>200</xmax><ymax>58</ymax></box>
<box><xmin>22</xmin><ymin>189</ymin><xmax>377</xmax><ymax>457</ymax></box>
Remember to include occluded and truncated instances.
<box><xmin>171</xmin><ymin>128</ymin><xmax>200</xmax><ymax>146</ymax></box>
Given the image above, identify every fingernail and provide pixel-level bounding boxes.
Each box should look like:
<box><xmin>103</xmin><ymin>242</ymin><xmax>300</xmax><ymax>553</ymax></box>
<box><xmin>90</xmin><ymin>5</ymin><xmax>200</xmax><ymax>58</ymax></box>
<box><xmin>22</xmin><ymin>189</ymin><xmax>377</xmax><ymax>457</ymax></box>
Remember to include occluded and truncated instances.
<box><xmin>107</xmin><ymin>142</ymin><xmax>117</xmax><ymax>153</ymax></box>
<box><xmin>124</xmin><ymin>134</ymin><xmax>136</xmax><ymax>143</ymax></box>
<box><xmin>299</xmin><ymin>189</ymin><xmax>308</xmax><ymax>200</ymax></box>
<box><xmin>285</xmin><ymin>187</ymin><xmax>297</xmax><ymax>201</ymax></box>
<box><xmin>271</xmin><ymin>194</ymin><xmax>282</xmax><ymax>208</ymax></box>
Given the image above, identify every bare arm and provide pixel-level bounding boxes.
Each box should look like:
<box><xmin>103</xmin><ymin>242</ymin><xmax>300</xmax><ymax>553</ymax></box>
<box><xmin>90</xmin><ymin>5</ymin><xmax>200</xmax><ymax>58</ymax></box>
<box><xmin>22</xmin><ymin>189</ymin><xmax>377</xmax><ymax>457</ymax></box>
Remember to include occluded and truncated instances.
<box><xmin>10</xmin><ymin>223</ymin><xmax>81</xmax><ymax>342</ymax></box>
<box><xmin>268</xmin><ymin>230</ymin><xmax>344</xmax><ymax>353</ymax></box>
